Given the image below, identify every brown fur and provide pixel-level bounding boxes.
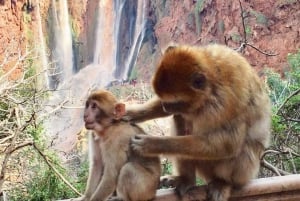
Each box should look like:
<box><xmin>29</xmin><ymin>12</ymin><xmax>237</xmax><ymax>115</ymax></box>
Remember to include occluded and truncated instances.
<box><xmin>80</xmin><ymin>90</ymin><xmax>161</xmax><ymax>201</ymax></box>
<box><xmin>126</xmin><ymin>44</ymin><xmax>271</xmax><ymax>201</ymax></box>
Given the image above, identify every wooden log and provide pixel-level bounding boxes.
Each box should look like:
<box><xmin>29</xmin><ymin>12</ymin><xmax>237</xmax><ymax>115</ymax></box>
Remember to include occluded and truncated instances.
<box><xmin>155</xmin><ymin>174</ymin><xmax>300</xmax><ymax>201</ymax></box>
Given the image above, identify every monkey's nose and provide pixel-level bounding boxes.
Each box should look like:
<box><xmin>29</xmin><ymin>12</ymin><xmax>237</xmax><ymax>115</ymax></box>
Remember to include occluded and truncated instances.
<box><xmin>83</xmin><ymin>114</ymin><xmax>88</xmax><ymax>121</ymax></box>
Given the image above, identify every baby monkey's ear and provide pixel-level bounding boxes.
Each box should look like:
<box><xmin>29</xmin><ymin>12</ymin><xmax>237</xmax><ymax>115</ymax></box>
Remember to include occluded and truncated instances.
<box><xmin>165</xmin><ymin>45</ymin><xmax>176</xmax><ymax>52</ymax></box>
<box><xmin>114</xmin><ymin>103</ymin><xmax>126</xmax><ymax>120</ymax></box>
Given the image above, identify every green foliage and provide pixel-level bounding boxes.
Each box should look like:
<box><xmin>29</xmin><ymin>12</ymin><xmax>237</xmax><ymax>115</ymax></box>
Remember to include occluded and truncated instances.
<box><xmin>245</xmin><ymin>25</ymin><xmax>252</xmax><ymax>35</ymax></box>
<box><xmin>27</xmin><ymin>123</ymin><xmax>44</xmax><ymax>141</ymax></box>
<box><xmin>264</xmin><ymin>49</ymin><xmax>300</xmax><ymax>175</ymax></box>
<box><xmin>195</xmin><ymin>0</ymin><xmax>205</xmax><ymax>13</ymax></box>
<box><xmin>196</xmin><ymin>178</ymin><xmax>205</xmax><ymax>186</ymax></box>
<box><xmin>128</xmin><ymin>64</ymin><xmax>138</xmax><ymax>81</ymax></box>
<box><xmin>75</xmin><ymin>159</ymin><xmax>89</xmax><ymax>191</ymax></box>
<box><xmin>0</xmin><ymin>101</ymin><xmax>9</xmax><ymax>120</ymax></box>
<box><xmin>218</xmin><ymin>20</ymin><xmax>225</xmax><ymax>34</ymax></box>
<box><xmin>8</xmin><ymin>151</ymin><xmax>87</xmax><ymax>201</ymax></box>
<box><xmin>194</xmin><ymin>0</ymin><xmax>205</xmax><ymax>35</ymax></box>
<box><xmin>1</xmin><ymin>38</ymin><xmax>84</xmax><ymax>200</ymax></box>
<box><xmin>9</xmin><ymin>167</ymin><xmax>76</xmax><ymax>201</ymax></box>
<box><xmin>287</xmin><ymin>50</ymin><xmax>300</xmax><ymax>90</ymax></box>
<box><xmin>251</xmin><ymin>10</ymin><xmax>268</xmax><ymax>26</ymax></box>
<box><xmin>231</xmin><ymin>33</ymin><xmax>241</xmax><ymax>43</ymax></box>
<box><xmin>162</xmin><ymin>160</ymin><xmax>173</xmax><ymax>176</ymax></box>
<box><xmin>266</xmin><ymin>49</ymin><xmax>300</xmax><ymax>109</ymax></box>
<box><xmin>265</xmin><ymin>68</ymin><xmax>289</xmax><ymax>106</ymax></box>
<box><xmin>271</xmin><ymin>114</ymin><xmax>287</xmax><ymax>133</ymax></box>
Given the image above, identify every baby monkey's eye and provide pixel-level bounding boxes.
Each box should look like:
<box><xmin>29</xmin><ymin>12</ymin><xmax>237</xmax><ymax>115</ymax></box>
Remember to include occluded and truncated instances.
<box><xmin>91</xmin><ymin>102</ymin><xmax>97</xmax><ymax>109</ymax></box>
<box><xmin>191</xmin><ymin>73</ymin><xmax>206</xmax><ymax>89</ymax></box>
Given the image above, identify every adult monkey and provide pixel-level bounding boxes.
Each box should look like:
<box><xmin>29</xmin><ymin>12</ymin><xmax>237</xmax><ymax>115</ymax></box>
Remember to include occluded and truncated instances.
<box><xmin>126</xmin><ymin>44</ymin><xmax>271</xmax><ymax>201</ymax></box>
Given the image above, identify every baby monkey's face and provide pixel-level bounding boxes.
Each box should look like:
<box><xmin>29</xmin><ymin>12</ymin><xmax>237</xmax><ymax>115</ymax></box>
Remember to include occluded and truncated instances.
<box><xmin>84</xmin><ymin>99</ymin><xmax>107</xmax><ymax>132</ymax></box>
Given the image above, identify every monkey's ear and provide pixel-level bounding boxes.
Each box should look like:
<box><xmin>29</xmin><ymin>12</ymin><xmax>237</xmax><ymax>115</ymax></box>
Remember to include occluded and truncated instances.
<box><xmin>165</xmin><ymin>46</ymin><xmax>176</xmax><ymax>53</ymax></box>
<box><xmin>114</xmin><ymin>103</ymin><xmax>126</xmax><ymax>120</ymax></box>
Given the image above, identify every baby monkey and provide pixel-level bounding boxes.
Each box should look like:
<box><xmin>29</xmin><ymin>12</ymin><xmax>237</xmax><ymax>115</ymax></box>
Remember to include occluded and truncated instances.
<box><xmin>80</xmin><ymin>90</ymin><xmax>161</xmax><ymax>201</ymax></box>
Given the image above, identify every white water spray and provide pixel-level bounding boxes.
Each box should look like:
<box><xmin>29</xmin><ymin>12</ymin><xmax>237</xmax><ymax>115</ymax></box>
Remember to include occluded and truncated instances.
<box><xmin>45</xmin><ymin>0</ymin><xmax>147</xmax><ymax>152</ymax></box>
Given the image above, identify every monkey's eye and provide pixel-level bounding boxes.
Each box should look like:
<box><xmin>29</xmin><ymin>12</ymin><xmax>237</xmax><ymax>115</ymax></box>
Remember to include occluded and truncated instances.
<box><xmin>91</xmin><ymin>102</ymin><xmax>97</xmax><ymax>109</ymax></box>
<box><xmin>85</xmin><ymin>102</ymin><xmax>89</xmax><ymax>108</ymax></box>
<box><xmin>191</xmin><ymin>73</ymin><xmax>206</xmax><ymax>89</ymax></box>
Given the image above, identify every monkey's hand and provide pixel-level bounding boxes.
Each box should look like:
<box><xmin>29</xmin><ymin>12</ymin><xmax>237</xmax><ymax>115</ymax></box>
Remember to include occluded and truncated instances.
<box><xmin>160</xmin><ymin>175</ymin><xmax>181</xmax><ymax>188</ymax></box>
<box><xmin>160</xmin><ymin>175</ymin><xmax>196</xmax><ymax>197</ymax></box>
<box><xmin>59</xmin><ymin>196</ymin><xmax>87</xmax><ymax>201</ymax></box>
<box><xmin>124</xmin><ymin>97</ymin><xmax>169</xmax><ymax>123</ymax></box>
<box><xmin>131</xmin><ymin>135</ymin><xmax>159</xmax><ymax>156</ymax></box>
<box><xmin>107</xmin><ymin>196</ymin><xmax>122</xmax><ymax>201</ymax></box>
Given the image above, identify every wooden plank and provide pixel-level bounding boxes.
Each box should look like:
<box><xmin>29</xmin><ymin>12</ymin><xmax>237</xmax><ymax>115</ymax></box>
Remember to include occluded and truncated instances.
<box><xmin>155</xmin><ymin>175</ymin><xmax>300</xmax><ymax>201</ymax></box>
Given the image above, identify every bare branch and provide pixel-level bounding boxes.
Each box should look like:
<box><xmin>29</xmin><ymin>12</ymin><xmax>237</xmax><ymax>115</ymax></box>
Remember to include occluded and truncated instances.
<box><xmin>32</xmin><ymin>143</ymin><xmax>82</xmax><ymax>196</ymax></box>
<box><xmin>236</xmin><ymin>0</ymin><xmax>278</xmax><ymax>56</ymax></box>
<box><xmin>238</xmin><ymin>0</ymin><xmax>247</xmax><ymax>44</ymax></box>
<box><xmin>6</xmin><ymin>141</ymin><xmax>34</xmax><ymax>154</ymax></box>
<box><xmin>285</xmin><ymin>117</ymin><xmax>300</xmax><ymax>122</ymax></box>
<box><xmin>261</xmin><ymin>159</ymin><xmax>291</xmax><ymax>176</ymax></box>
<box><xmin>0</xmin><ymin>49</ymin><xmax>34</xmax><ymax>83</ymax></box>
<box><xmin>39</xmin><ymin>99</ymin><xmax>69</xmax><ymax>119</ymax></box>
<box><xmin>276</xmin><ymin>88</ymin><xmax>300</xmax><ymax>115</ymax></box>
<box><xmin>246</xmin><ymin>43</ymin><xmax>279</xmax><ymax>56</ymax></box>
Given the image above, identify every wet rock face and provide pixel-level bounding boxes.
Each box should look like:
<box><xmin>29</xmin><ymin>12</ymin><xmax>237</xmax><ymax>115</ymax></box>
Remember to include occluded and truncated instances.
<box><xmin>1</xmin><ymin>0</ymin><xmax>299</xmax><ymax>80</ymax></box>
<box><xmin>137</xmin><ymin>0</ymin><xmax>300</xmax><ymax>77</ymax></box>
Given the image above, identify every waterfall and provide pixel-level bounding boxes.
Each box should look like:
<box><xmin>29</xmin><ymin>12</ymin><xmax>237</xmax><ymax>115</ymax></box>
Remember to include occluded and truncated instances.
<box><xmin>35</xmin><ymin>2</ymin><xmax>49</xmax><ymax>89</ymax></box>
<box><xmin>113</xmin><ymin>0</ymin><xmax>147</xmax><ymax>80</ymax></box>
<box><xmin>48</xmin><ymin>0</ymin><xmax>74</xmax><ymax>89</ymax></box>
<box><xmin>120</xmin><ymin>0</ymin><xmax>146</xmax><ymax>80</ymax></box>
<box><xmin>45</xmin><ymin>0</ymin><xmax>147</xmax><ymax>153</ymax></box>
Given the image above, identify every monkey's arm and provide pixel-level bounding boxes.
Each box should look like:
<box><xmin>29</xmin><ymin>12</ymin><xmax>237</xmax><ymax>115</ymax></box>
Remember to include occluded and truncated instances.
<box><xmin>124</xmin><ymin>96</ymin><xmax>170</xmax><ymax>123</ymax></box>
<box><xmin>90</xmin><ymin>167</ymin><xmax>118</xmax><ymax>201</ymax></box>
<box><xmin>131</xmin><ymin>124</ymin><xmax>247</xmax><ymax>160</ymax></box>
<box><xmin>84</xmin><ymin>133</ymin><xmax>103</xmax><ymax>199</ymax></box>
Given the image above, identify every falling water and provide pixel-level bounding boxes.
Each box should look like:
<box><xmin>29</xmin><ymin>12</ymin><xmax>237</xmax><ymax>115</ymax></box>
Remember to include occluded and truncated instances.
<box><xmin>48</xmin><ymin>0</ymin><xmax>73</xmax><ymax>89</ymax></box>
<box><xmin>35</xmin><ymin>2</ymin><xmax>49</xmax><ymax>89</ymax></box>
<box><xmin>45</xmin><ymin>0</ymin><xmax>147</xmax><ymax>153</ymax></box>
<box><xmin>120</xmin><ymin>0</ymin><xmax>146</xmax><ymax>80</ymax></box>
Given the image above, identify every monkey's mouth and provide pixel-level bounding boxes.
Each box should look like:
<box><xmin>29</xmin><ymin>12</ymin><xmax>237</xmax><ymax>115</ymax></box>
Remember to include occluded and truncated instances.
<box><xmin>84</xmin><ymin>122</ymin><xmax>95</xmax><ymax>129</ymax></box>
<box><xmin>161</xmin><ymin>101</ymin><xmax>189</xmax><ymax>114</ymax></box>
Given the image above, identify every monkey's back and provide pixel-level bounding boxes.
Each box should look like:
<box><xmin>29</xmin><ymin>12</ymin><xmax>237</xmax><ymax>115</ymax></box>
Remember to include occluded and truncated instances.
<box><xmin>100</xmin><ymin>122</ymin><xmax>161</xmax><ymax>201</ymax></box>
<box><xmin>100</xmin><ymin>121</ymin><xmax>160</xmax><ymax>169</ymax></box>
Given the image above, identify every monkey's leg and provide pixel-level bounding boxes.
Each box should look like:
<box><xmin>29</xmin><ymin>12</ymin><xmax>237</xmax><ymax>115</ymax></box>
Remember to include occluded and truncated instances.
<box><xmin>207</xmin><ymin>179</ymin><xmax>231</xmax><ymax>201</ymax></box>
<box><xmin>117</xmin><ymin>162</ymin><xmax>159</xmax><ymax>201</ymax></box>
<box><xmin>172</xmin><ymin>159</ymin><xmax>196</xmax><ymax>196</ymax></box>
<box><xmin>161</xmin><ymin>115</ymin><xmax>196</xmax><ymax>196</ymax></box>
<box><xmin>84</xmin><ymin>133</ymin><xmax>103</xmax><ymax>199</ymax></box>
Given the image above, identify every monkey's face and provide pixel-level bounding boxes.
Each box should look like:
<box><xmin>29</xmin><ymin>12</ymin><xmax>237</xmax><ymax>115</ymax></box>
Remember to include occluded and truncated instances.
<box><xmin>153</xmin><ymin>46</ymin><xmax>210</xmax><ymax>115</ymax></box>
<box><xmin>84</xmin><ymin>99</ymin><xmax>110</xmax><ymax>132</ymax></box>
<box><xmin>84</xmin><ymin>90</ymin><xmax>119</xmax><ymax>133</ymax></box>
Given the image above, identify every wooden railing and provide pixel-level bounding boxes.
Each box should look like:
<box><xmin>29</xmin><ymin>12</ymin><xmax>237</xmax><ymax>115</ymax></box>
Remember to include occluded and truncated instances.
<box><xmin>155</xmin><ymin>174</ymin><xmax>300</xmax><ymax>201</ymax></box>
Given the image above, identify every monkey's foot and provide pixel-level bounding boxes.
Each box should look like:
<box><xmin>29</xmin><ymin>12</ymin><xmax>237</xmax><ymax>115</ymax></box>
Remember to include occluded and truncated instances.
<box><xmin>160</xmin><ymin>175</ymin><xmax>195</xmax><ymax>197</ymax></box>
<box><xmin>207</xmin><ymin>180</ymin><xmax>231</xmax><ymax>201</ymax></box>
<box><xmin>160</xmin><ymin>175</ymin><xmax>181</xmax><ymax>188</ymax></box>
<box><xmin>107</xmin><ymin>196</ymin><xmax>123</xmax><ymax>201</ymax></box>
<box><xmin>183</xmin><ymin>186</ymin><xmax>207</xmax><ymax>201</ymax></box>
<box><xmin>58</xmin><ymin>196</ymin><xmax>86</xmax><ymax>201</ymax></box>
